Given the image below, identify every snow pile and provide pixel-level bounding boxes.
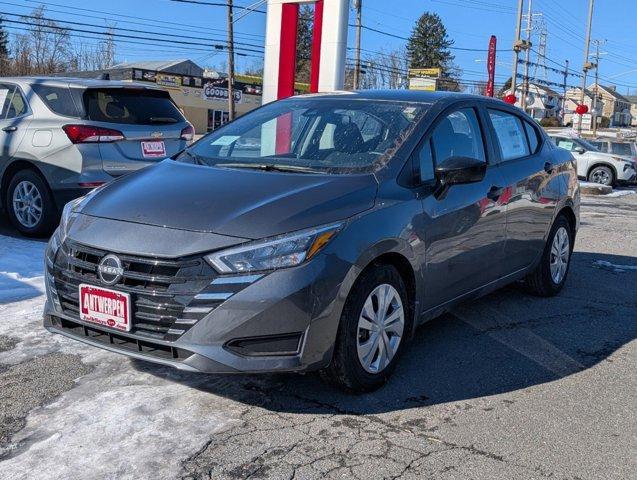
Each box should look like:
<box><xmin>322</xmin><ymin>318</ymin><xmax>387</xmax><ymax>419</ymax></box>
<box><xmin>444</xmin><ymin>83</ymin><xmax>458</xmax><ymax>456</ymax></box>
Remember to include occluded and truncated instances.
<box><xmin>0</xmin><ymin>235</ymin><xmax>47</xmax><ymax>303</ymax></box>
<box><xmin>592</xmin><ymin>260</ymin><xmax>637</xmax><ymax>273</ymax></box>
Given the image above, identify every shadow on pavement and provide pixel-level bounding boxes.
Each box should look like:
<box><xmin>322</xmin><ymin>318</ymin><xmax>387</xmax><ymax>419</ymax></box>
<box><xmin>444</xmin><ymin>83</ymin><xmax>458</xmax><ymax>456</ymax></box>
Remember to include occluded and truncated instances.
<box><xmin>133</xmin><ymin>250</ymin><xmax>636</xmax><ymax>415</ymax></box>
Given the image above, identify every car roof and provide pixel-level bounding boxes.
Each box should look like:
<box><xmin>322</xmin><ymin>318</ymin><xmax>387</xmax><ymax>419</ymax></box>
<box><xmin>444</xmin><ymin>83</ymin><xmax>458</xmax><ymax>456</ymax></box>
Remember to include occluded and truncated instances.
<box><xmin>293</xmin><ymin>89</ymin><xmax>494</xmax><ymax>105</ymax></box>
<box><xmin>1</xmin><ymin>76</ymin><xmax>161</xmax><ymax>90</ymax></box>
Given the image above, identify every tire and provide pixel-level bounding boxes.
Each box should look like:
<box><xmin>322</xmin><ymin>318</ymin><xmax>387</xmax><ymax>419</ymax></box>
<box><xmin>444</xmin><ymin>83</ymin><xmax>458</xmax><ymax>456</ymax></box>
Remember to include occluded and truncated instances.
<box><xmin>321</xmin><ymin>264</ymin><xmax>412</xmax><ymax>393</ymax></box>
<box><xmin>5</xmin><ymin>169</ymin><xmax>58</xmax><ymax>237</ymax></box>
<box><xmin>587</xmin><ymin>165</ymin><xmax>615</xmax><ymax>187</ymax></box>
<box><xmin>523</xmin><ymin>214</ymin><xmax>573</xmax><ymax>297</ymax></box>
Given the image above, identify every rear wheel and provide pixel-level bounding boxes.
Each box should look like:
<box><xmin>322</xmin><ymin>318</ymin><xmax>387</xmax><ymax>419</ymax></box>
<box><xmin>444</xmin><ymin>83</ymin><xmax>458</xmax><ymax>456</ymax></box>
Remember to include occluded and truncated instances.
<box><xmin>6</xmin><ymin>170</ymin><xmax>58</xmax><ymax>237</ymax></box>
<box><xmin>523</xmin><ymin>214</ymin><xmax>573</xmax><ymax>297</ymax></box>
<box><xmin>321</xmin><ymin>264</ymin><xmax>411</xmax><ymax>393</ymax></box>
<box><xmin>587</xmin><ymin>165</ymin><xmax>614</xmax><ymax>186</ymax></box>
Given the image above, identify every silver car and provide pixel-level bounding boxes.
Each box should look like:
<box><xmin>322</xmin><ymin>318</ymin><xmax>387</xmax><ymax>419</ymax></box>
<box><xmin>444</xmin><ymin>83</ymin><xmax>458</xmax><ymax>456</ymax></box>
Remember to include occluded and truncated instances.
<box><xmin>0</xmin><ymin>77</ymin><xmax>194</xmax><ymax>236</ymax></box>
<box><xmin>44</xmin><ymin>91</ymin><xmax>579</xmax><ymax>392</ymax></box>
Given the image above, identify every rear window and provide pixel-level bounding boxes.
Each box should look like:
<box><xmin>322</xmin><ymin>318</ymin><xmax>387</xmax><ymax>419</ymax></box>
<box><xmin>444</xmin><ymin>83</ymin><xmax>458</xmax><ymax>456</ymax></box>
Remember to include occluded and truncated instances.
<box><xmin>83</xmin><ymin>89</ymin><xmax>185</xmax><ymax>125</ymax></box>
<box><xmin>31</xmin><ymin>84</ymin><xmax>83</xmax><ymax>117</ymax></box>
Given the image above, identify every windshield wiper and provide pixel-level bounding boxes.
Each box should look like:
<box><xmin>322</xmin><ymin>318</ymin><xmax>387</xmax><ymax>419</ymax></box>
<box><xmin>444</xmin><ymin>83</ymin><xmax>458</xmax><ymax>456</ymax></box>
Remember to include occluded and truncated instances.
<box><xmin>148</xmin><ymin>117</ymin><xmax>178</xmax><ymax>124</ymax></box>
<box><xmin>215</xmin><ymin>163</ymin><xmax>324</xmax><ymax>174</ymax></box>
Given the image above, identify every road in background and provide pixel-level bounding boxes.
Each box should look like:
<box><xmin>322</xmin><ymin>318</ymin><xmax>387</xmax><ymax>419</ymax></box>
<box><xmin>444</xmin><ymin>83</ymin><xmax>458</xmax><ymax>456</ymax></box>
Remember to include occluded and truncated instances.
<box><xmin>0</xmin><ymin>191</ymin><xmax>635</xmax><ymax>479</ymax></box>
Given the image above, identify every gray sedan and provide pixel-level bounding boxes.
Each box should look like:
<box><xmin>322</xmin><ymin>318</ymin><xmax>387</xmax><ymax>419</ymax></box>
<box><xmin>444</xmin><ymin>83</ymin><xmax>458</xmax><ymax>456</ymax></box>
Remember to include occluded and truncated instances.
<box><xmin>43</xmin><ymin>91</ymin><xmax>579</xmax><ymax>392</ymax></box>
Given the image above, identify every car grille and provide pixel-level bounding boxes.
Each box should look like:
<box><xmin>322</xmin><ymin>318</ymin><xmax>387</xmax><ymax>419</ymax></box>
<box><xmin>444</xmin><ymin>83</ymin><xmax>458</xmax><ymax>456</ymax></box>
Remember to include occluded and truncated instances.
<box><xmin>50</xmin><ymin>240</ymin><xmax>223</xmax><ymax>341</ymax></box>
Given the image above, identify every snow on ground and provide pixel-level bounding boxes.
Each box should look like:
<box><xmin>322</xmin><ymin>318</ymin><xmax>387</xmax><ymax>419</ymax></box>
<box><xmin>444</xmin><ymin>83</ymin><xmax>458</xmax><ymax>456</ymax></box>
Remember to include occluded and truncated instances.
<box><xmin>0</xmin><ymin>233</ymin><xmax>240</xmax><ymax>480</ymax></box>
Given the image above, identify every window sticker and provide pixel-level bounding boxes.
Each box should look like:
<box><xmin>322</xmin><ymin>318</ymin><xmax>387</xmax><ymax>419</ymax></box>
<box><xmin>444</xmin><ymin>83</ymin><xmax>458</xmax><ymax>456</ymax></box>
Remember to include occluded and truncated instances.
<box><xmin>211</xmin><ymin>135</ymin><xmax>240</xmax><ymax>146</ymax></box>
<box><xmin>557</xmin><ymin>140</ymin><xmax>574</xmax><ymax>151</ymax></box>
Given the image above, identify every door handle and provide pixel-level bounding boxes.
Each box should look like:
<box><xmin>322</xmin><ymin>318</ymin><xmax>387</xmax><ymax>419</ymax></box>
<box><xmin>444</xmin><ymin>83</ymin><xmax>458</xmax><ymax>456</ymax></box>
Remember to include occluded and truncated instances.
<box><xmin>487</xmin><ymin>185</ymin><xmax>504</xmax><ymax>201</ymax></box>
<box><xmin>544</xmin><ymin>161</ymin><xmax>554</xmax><ymax>173</ymax></box>
<box><xmin>2</xmin><ymin>126</ymin><xmax>17</xmax><ymax>132</ymax></box>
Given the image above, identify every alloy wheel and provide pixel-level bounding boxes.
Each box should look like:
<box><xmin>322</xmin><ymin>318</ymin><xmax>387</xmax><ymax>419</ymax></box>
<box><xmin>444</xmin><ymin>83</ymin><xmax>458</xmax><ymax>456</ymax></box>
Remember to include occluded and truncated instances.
<box><xmin>550</xmin><ymin>226</ymin><xmax>570</xmax><ymax>284</ymax></box>
<box><xmin>12</xmin><ymin>180</ymin><xmax>43</xmax><ymax>228</ymax></box>
<box><xmin>590</xmin><ymin>167</ymin><xmax>611</xmax><ymax>185</ymax></box>
<box><xmin>356</xmin><ymin>283</ymin><xmax>405</xmax><ymax>374</ymax></box>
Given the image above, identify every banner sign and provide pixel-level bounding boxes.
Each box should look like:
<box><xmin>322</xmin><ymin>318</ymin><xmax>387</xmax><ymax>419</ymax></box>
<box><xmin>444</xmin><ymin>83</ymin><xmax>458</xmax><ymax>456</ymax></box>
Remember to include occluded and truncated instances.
<box><xmin>203</xmin><ymin>83</ymin><xmax>242</xmax><ymax>103</ymax></box>
<box><xmin>155</xmin><ymin>73</ymin><xmax>182</xmax><ymax>89</ymax></box>
<box><xmin>486</xmin><ymin>35</ymin><xmax>497</xmax><ymax>97</ymax></box>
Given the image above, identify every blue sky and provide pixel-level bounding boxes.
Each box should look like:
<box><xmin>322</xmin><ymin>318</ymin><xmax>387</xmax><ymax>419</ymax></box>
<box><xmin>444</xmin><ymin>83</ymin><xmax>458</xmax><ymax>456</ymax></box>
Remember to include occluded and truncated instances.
<box><xmin>2</xmin><ymin>0</ymin><xmax>637</xmax><ymax>94</ymax></box>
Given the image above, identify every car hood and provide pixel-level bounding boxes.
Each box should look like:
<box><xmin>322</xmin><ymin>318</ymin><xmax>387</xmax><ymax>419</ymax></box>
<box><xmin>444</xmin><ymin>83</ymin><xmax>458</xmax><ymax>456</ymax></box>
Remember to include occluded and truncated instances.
<box><xmin>82</xmin><ymin>160</ymin><xmax>378</xmax><ymax>239</ymax></box>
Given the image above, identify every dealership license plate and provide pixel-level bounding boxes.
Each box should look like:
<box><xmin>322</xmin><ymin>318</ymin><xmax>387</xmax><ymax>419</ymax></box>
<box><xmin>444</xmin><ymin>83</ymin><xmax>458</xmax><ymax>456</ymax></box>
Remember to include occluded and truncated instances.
<box><xmin>79</xmin><ymin>284</ymin><xmax>131</xmax><ymax>332</ymax></box>
<box><xmin>141</xmin><ymin>140</ymin><xmax>166</xmax><ymax>158</ymax></box>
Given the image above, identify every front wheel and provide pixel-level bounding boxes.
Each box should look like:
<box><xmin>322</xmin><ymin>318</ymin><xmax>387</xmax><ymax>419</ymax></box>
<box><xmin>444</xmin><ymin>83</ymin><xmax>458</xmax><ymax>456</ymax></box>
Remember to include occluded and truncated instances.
<box><xmin>587</xmin><ymin>165</ymin><xmax>615</xmax><ymax>186</ymax></box>
<box><xmin>321</xmin><ymin>264</ymin><xmax>412</xmax><ymax>393</ymax></box>
<box><xmin>522</xmin><ymin>214</ymin><xmax>573</xmax><ymax>297</ymax></box>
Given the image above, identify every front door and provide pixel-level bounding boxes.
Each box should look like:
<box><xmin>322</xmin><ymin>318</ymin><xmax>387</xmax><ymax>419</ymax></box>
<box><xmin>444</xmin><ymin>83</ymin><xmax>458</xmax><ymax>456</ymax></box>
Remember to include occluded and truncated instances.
<box><xmin>416</xmin><ymin>106</ymin><xmax>508</xmax><ymax>309</ymax></box>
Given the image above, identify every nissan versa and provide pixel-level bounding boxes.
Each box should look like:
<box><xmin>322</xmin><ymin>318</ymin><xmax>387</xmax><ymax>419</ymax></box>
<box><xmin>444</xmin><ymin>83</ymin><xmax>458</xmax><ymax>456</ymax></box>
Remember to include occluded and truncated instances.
<box><xmin>44</xmin><ymin>91</ymin><xmax>579</xmax><ymax>392</ymax></box>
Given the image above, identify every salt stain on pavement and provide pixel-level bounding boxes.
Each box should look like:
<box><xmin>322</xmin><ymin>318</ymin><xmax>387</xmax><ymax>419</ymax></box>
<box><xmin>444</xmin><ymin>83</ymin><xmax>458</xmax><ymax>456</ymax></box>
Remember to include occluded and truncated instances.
<box><xmin>0</xmin><ymin>234</ymin><xmax>240</xmax><ymax>480</ymax></box>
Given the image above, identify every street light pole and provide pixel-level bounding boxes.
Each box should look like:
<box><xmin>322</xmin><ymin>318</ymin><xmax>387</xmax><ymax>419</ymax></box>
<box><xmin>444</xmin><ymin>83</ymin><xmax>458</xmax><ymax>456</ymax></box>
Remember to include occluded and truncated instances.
<box><xmin>226</xmin><ymin>0</ymin><xmax>236</xmax><ymax>122</ymax></box>
<box><xmin>353</xmin><ymin>0</ymin><xmax>362</xmax><ymax>90</ymax></box>
<box><xmin>578</xmin><ymin>0</ymin><xmax>594</xmax><ymax>134</ymax></box>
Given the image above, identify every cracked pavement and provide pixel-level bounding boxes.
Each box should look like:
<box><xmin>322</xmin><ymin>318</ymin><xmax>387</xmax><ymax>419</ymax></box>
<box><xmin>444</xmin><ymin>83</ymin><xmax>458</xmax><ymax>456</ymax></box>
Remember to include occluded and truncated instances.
<box><xmin>0</xmin><ymin>191</ymin><xmax>636</xmax><ymax>480</ymax></box>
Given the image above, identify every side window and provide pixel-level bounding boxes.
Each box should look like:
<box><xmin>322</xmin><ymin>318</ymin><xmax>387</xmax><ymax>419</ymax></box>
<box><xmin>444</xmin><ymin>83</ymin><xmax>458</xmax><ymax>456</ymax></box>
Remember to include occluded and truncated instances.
<box><xmin>431</xmin><ymin>108</ymin><xmax>486</xmax><ymax>164</ymax></box>
<box><xmin>523</xmin><ymin>121</ymin><xmax>539</xmax><ymax>154</ymax></box>
<box><xmin>554</xmin><ymin>137</ymin><xmax>576</xmax><ymax>152</ymax></box>
<box><xmin>488</xmin><ymin>109</ymin><xmax>530</xmax><ymax>161</ymax></box>
<box><xmin>418</xmin><ymin>139</ymin><xmax>435</xmax><ymax>182</ymax></box>
<box><xmin>31</xmin><ymin>84</ymin><xmax>82</xmax><ymax>117</ymax></box>
<box><xmin>0</xmin><ymin>84</ymin><xmax>16</xmax><ymax>119</ymax></box>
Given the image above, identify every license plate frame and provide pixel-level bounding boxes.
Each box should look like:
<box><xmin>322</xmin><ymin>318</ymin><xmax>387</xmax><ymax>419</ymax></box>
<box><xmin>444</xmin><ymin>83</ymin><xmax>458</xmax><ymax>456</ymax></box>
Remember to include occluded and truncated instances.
<box><xmin>78</xmin><ymin>283</ymin><xmax>132</xmax><ymax>332</ymax></box>
<box><xmin>141</xmin><ymin>140</ymin><xmax>166</xmax><ymax>158</ymax></box>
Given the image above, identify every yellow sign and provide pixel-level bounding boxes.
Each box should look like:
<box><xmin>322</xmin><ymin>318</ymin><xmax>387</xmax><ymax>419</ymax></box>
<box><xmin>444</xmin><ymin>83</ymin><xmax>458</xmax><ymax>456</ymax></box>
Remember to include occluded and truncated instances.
<box><xmin>155</xmin><ymin>73</ymin><xmax>182</xmax><ymax>89</ymax></box>
<box><xmin>409</xmin><ymin>76</ymin><xmax>437</xmax><ymax>91</ymax></box>
<box><xmin>408</xmin><ymin>67</ymin><xmax>441</xmax><ymax>78</ymax></box>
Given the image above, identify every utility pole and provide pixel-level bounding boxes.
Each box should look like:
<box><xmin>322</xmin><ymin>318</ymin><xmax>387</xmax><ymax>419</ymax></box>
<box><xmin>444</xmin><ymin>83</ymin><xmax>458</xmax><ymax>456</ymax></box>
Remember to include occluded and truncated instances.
<box><xmin>578</xmin><ymin>0</ymin><xmax>595</xmax><ymax>134</ymax></box>
<box><xmin>510</xmin><ymin>0</ymin><xmax>525</xmax><ymax>103</ymax></box>
<box><xmin>521</xmin><ymin>0</ymin><xmax>533</xmax><ymax>112</ymax></box>
<box><xmin>562</xmin><ymin>59</ymin><xmax>569</xmax><ymax>126</ymax></box>
<box><xmin>226</xmin><ymin>0</ymin><xmax>236</xmax><ymax>121</ymax></box>
<box><xmin>353</xmin><ymin>0</ymin><xmax>362</xmax><ymax>89</ymax></box>
<box><xmin>591</xmin><ymin>39</ymin><xmax>606</xmax><ymax>136</ymax></box>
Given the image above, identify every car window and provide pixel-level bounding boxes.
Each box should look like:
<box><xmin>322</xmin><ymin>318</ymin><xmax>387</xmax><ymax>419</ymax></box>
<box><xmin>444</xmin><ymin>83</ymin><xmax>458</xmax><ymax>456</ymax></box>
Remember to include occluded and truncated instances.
<box><xmin>0</xmin><ymin>84</ymin><xmax>16</xmax><ymax>119</ymax></box>
<box><xmin>83</xmin><ymin>88</ymin><xmax>186</xmax><ymax>125</ymax></box>
<box><xmin>31</xmin><ymin>84</ymin><xmax>83</xmax><ymax>117</ymax></box>
<box><xmin>418</xmin><ymin>139</ymin><xmax>435</xmax><ymax>182</ymax></box>
<box><xmin>523</xmin><ymin>120</ymin><xmax>539</xmax><ymax>154</ymax></box>
<box><xmin>182</xmin><ymin>98</ymin><xmax>428</xmax><ymax>173</ymax></box>
<box><xmin>590</xmin><ymin>141</ymin><xmax>607</xmax><ymax>152</ymax></box>
<box><xmin>488</xmin><ymin>109</ymin><xmax>530</xmax><ymax>161</ymax></box>
<box><xmin>610</xmin><ymin>142</ymin><xmax>633</xmax><ymax>156</ymax></box>
<box><xmin>553</xmin><ymin>137</ymin><xmax>577</xmax><ymax>151</ymax></box>
<box><xmin>431</xmin><ymin>108</ymin><xmax>485</xmax><ymax>164</ymax></box>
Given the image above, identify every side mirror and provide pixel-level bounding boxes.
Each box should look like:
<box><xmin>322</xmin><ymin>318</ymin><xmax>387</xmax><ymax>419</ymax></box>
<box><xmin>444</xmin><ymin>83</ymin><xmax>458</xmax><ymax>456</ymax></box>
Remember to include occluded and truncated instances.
<box><xmin>574</xmin><ymin>147</ymin><xmax>586</xmax><ymax>154</ymax></box>
<box><xmin>435</xmin><ymin>156</ymin><xmax>486</xmax><ymax>187</ymax></box>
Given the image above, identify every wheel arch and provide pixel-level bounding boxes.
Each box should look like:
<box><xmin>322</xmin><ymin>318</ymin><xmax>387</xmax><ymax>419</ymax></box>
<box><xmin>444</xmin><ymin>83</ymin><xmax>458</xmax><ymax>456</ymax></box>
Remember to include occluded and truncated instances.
<box><xmin>586</xmin><ymin>162</ymin><xmax>617</xmax><ymax>181</ymax></box>
<box><xmin>0</xmin><ymin>159</ymin><xmax>49</xmax><ymax>209</ymax></box>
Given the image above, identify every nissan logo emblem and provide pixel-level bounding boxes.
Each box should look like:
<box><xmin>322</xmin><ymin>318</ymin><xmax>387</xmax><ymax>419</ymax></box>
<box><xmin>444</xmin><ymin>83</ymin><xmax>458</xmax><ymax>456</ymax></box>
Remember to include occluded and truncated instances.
<box><xmin>98</xmin><ymin>254</ymin><xmax>124</xmax><ymax>285</ymax></box>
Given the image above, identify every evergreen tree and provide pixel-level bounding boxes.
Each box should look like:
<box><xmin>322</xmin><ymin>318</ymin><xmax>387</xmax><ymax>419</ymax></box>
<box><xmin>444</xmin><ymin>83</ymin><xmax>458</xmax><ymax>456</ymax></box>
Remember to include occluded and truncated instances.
<box><xmin>0</xmin><ymin>17</ymin><xmax>9</xmax><ymax>76</ymax></box>
<box><xmin>406</xmin><ymin>12</ymin><xmax>455</xmax><ymax>75</ymax></box>
<box><xmin>295</xmin><ymin>5</ymin><xmax>313</xmax><ymax>84</ymax></box>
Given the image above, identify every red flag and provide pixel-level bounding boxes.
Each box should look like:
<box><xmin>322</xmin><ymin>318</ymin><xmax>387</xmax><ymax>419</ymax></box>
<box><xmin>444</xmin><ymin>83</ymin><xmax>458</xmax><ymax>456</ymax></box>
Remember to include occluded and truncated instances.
<box><xmin>486</xmin><ymin>36</ymin><xmax>497</xmax><ymax>97</ymax></box>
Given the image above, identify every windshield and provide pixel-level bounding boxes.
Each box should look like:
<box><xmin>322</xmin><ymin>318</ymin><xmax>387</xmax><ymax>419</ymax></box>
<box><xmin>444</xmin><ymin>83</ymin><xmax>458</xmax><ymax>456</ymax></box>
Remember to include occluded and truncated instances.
<box><xmin>178</xmin><ymin>98</ymin><xmax>428</xmax><ymax>173</ymax></box>
<box><xmin>576</xmin><ymin>138</ymin><xmax>599</xmax><ymax>151</ymax></box>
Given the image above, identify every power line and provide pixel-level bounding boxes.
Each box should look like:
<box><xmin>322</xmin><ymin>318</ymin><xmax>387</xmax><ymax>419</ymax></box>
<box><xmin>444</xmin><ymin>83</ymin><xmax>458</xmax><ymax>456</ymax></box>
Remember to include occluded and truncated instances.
<box><xmin>169</xmin><ymin>0</ymin><xmax>265</xmax><ymax>13</ymax></box>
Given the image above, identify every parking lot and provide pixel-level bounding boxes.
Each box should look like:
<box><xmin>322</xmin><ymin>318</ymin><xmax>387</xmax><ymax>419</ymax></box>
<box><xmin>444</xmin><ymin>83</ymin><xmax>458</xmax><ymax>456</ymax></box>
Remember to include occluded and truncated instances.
<box><xmin>0</xmin><ymin>188</ymin><xmax>635</xmax><ymax>480</ymax></box>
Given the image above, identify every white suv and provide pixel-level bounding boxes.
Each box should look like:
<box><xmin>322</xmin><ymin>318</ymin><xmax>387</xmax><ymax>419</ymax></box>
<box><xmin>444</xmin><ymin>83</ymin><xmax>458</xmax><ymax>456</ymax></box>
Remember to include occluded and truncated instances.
<box><xmin>549</xmin><ymin>135</ymin><xmax>637</xmax><ymax>186</ymax></box>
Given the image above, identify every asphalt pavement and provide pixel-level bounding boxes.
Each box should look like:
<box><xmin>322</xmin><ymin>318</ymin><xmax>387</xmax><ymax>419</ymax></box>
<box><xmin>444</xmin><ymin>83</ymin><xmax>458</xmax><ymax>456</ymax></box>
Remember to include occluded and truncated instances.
<box><xmin>0</xmin><ymin>191</ymin><xmax>635</xmax><ymax>480</ymax></box>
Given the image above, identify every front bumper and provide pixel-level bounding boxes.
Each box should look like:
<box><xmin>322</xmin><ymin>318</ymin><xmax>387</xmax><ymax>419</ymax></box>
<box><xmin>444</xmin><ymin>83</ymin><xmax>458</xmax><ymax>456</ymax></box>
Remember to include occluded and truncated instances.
<box><xmin>44</xmin><ymin>246</ymin><xmax>350</xmax><ymax>374</ymax></box>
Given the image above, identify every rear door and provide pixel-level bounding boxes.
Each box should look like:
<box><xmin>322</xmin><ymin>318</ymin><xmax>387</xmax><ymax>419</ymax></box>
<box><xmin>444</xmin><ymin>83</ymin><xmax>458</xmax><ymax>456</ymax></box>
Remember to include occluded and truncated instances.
<box><xmin>82</xmin><ymin>88</ymin><xmax>189</xmax><ymax>175</ymax></box>
<box><xmin>0</xmin><ymin>83</ymin><xmax>31</xmax><ymax>165</ymax></box>
<box><xmin>486</xmin><ymin>108</ymin><xmax>560</xmax><ymax>271</ymax></box>
<box><xmin>417</xmin><ymin>104</ymin><xmax>508</xmax><ymax>308</ymax></box>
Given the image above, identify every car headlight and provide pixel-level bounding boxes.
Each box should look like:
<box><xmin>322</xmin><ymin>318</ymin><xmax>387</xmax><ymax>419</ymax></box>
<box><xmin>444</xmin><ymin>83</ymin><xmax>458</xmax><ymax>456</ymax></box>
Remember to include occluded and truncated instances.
<box><xmin>205</xmin><ymin>223</ymin><xmax>344</xmax><ymax>273</ymax></box>
<box><xmin>58</xmin><ymin>187</ymin><xmax>103</xmax><ymax>242</ymax></box>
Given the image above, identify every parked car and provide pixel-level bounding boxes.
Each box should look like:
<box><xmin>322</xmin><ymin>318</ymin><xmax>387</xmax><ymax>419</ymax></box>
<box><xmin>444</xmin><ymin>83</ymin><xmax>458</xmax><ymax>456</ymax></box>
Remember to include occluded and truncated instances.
<box><xmin>548</xmin><ymin>134</ymin><xmax>637</xmax><ymax>186</ymax></box>
<box><xmin>589</xmin><ymin>138</ymin><xmax>637</xmax><ymax>159</ymax></box>
<box><xmin>0</xmin><ymin>77</ymin><xmax>194</xmax><ymax>236</ymax></box>
<box><xmin>44</xmin><ymin>91</ymin><xmax>579</xmax><ymax>392</ymax></box>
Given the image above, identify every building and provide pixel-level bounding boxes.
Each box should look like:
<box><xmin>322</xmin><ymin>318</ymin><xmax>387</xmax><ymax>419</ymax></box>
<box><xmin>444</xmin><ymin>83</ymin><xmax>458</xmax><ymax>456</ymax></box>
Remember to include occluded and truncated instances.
<box><xmin>587</xmin><ymin>83</ymin><xmax>632</xmax><ymax>127</ymax></box>
<box><xmin>506</xmin><ymin>83</ymin><xmax>563</xmax><ymax>122</ymax></box>
<box><xmin>54</xmin><ymin>60</ymin><xmax>264</xmax><ymax>134</ymax></box>
<box><xmin>626</xmin><ymin>95</ymin><xmax>637</xmax><ymax>127</ymax></box>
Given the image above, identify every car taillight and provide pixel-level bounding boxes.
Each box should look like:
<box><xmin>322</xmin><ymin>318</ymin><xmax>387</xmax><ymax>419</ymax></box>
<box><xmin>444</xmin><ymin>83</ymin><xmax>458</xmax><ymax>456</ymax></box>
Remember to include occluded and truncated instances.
<box><xmin>62</xmin><ymin>125</ymin><xmax>125</xmax><ymax>144</ymax></box>
<box><xmin>180</xmin><ymin>124</ymin><xmax>195</xmax><ymax>142</ymax></box>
